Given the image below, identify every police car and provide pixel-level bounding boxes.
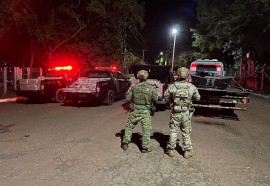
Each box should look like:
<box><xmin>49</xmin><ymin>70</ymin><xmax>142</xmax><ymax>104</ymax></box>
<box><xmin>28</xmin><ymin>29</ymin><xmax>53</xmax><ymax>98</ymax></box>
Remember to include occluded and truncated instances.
<box><xmin>62</xmin><ymin>66</ymin><xmax>130</xmax><ymax>105</ymax></box>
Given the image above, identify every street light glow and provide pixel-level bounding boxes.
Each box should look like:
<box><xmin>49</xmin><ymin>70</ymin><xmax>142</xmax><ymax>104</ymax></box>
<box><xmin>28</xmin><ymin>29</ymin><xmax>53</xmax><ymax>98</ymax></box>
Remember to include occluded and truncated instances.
<box><xmin>172</xmin><ymin>28</ymin><xmax>178</xmax><ymax>35</ymax></box>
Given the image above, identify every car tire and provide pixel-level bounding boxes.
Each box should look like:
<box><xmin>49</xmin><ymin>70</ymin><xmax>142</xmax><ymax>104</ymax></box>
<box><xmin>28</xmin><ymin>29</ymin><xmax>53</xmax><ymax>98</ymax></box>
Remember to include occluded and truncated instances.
<box><xmin>55</xmin><ymin>89</ymin><xmax>65</xmax><ymax>103</ymax></box>
<box><xmin>105</xmin><ymin>90</ymin><xmax>114</xmax><ymax>105</ymax></box>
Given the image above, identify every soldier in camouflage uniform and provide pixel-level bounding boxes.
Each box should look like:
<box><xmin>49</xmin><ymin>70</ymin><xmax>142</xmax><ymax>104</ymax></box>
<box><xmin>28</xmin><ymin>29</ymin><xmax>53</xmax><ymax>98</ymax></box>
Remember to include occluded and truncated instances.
<box><xmin>122</xmin><ymin>70</ymin><xmax>158</xmax><ymax>153</ymax></box>
<box><xmin>164</xmin><ymin>67</ymin><xmax>200</xmax><ymax>158</ymax></box>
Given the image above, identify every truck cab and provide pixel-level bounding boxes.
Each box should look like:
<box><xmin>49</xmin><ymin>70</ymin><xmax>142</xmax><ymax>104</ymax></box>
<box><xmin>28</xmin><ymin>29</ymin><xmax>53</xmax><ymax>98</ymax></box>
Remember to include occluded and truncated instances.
<box><xmin>16</xmin><ymin>65</ymin><xmax>79</xmax><ymax>102</ymax></box>
<box><xmin>62</xmin><ymin>66</ymin><xmax>130</xmax><ymax>106</ymax></box>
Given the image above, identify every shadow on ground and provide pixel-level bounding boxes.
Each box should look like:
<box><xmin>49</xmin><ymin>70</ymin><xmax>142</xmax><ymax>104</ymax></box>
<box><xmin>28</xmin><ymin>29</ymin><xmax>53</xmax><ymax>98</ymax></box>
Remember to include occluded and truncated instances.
<box><xmin>115</xmin><ymin>130</ymin><xmax>183</xmax><ymax>156</ymax></box>
<box><xmin>194</xmin><ymin>108</ymin><xmax>240</xmax><ymax>121</ymax></box>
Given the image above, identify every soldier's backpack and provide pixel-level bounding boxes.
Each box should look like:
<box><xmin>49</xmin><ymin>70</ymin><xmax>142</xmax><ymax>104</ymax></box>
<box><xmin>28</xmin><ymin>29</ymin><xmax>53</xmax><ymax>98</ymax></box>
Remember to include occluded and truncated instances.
<box><xmin>173</xmin><ymin>82</ymin><xmax>191</xmax><ymax>112</ymax></box>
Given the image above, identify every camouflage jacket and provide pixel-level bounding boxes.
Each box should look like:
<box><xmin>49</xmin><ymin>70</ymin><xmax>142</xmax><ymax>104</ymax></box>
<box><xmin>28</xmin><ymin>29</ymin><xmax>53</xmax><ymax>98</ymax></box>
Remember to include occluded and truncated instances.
<box><xmin>164</xmin><ymin>80</ymin><xmax>200</xmax><ymax>107</ymax></box>
<box><xmin>126</xmin><ymin>81</ymin><xmax>158</xmax><ymax>110</ymax></box>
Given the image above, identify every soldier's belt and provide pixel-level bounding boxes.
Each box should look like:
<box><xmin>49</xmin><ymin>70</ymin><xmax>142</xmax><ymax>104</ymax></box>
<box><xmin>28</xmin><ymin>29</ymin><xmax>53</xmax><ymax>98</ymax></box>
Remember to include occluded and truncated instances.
<box><xmin>130</xmin><ymin>108</ymin><xmax>149</xmax><ymax>112</ymax></box>
<box><xmin>173</xmin><ymin>106</ymin><xmax>189</xmax><ymax>112</ymax></box>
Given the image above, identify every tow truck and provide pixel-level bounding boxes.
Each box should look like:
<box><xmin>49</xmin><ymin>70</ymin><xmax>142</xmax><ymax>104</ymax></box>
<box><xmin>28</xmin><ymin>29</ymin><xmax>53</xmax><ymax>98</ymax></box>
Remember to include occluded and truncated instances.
<box><xmin>189</xmin><ymin>59</ymin><xmax>250</xmax><ymax>114</ymax></box>
<box><xmin>16</xmin><ymin>65</ymin><xmax>79</xmax><ymax>102</ymax></box>
<box><xmin>62</xmin><ymin>66</ymin><xmax>130</xmax><ymax>105</ymax></box>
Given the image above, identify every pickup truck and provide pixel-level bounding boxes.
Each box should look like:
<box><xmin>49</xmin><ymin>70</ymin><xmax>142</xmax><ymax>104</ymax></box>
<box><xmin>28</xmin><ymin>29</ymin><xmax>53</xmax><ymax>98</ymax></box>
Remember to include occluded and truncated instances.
<box><xmin>189</xmin><ymin>59</ymin><xmax>250</xmax><ymax>113</ymax></box>
<box><xmin>130</xmin><ymin>64</ymin><xmax>174</xmax><ymax>108</ymax></box>
<box><xmin>62</xmin><ymin>68</ymin><xmax>130</xmax><ymax>105</ymax></box>
<box><xmin>16</xmin><ymin>66</ymin><xmax>77</xmax><ymax>102</ymax></box>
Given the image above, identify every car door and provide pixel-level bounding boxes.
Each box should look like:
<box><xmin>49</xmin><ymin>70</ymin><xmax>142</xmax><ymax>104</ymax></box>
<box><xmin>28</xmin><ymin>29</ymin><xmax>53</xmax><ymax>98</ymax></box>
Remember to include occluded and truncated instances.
<box><xmin>117</xmin><ymin>72</ymin><xmax>130</xmax><ymax>94</ymax></box>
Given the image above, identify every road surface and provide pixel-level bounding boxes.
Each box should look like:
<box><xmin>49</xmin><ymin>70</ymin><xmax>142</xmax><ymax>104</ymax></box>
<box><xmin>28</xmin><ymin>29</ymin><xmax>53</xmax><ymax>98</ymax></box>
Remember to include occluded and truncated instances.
<box><xmin>0</xmin><ymin>95</ymin><xmax>269</xmax><ymax>186</ymax></box>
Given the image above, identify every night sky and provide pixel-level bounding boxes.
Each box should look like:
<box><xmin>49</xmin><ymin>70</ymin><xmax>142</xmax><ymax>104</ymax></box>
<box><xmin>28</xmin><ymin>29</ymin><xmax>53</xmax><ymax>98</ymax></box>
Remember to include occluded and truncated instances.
<box><xmin>142</xmin><ymin>0</ymin><xmax>196</xmax><ymax>62</ymax></box>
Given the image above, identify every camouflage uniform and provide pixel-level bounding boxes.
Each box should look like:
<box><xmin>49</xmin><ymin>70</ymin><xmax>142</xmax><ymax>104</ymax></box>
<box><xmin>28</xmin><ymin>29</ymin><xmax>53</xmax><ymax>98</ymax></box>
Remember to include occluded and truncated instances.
<box><xmin>164</xmin><ymin>67</ymin><xmax>200</xmax><ymax>157</ymax></box>
<box><xmin>122</xmin><ymin>70</ymin><xmax>158</xmax><ymax>151</ymax></box>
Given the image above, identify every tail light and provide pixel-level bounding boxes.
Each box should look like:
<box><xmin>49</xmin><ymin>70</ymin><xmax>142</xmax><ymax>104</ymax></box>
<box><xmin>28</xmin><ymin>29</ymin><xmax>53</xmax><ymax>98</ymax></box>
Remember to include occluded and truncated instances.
<box><xmin>190</xmin><ymin>63</ymin><xmax>197</xmax><ymax>71</ymax></box>
<box><xmin>96</xmin><ymin>83</ymin><xmax>101</xmax><ymax>93</ymax></box>
<box><xmin>242</xmin><ymin>97</ymin><xmax>249</xmax><ymax>104</ymax></box>
<box><xmin>40</xmin><ymin>81</ymin><xmax>45</xmax><ymax>90</ymax></box>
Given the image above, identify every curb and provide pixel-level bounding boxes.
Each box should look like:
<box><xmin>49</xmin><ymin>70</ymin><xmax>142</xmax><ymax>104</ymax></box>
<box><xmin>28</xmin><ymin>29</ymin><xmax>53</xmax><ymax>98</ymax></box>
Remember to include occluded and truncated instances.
<box><xmin>0</xmin><ymin>97</ymin><xmax>26</xmax><ymax>103</ymax></box>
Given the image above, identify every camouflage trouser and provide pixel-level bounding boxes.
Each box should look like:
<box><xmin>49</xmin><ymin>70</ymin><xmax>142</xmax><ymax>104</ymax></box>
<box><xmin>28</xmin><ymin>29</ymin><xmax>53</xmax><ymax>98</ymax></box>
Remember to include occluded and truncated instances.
<box><xmin>123</xmin><ymin>110</ymin><xmax>152</xmax><ymax>149</ymax></box>
<box><xmin>166</xmin><ymin>111</ymin><xmax>192</xmax><ymax>151</ymax></box>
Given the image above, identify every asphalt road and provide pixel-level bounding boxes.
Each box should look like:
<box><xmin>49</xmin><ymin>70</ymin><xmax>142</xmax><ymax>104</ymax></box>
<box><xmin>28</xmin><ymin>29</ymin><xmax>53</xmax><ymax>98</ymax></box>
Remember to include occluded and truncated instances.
<box><xmin>0</xmin><ymin>95</ymin><xmax>270</xmax><ymax>186</ymax></box>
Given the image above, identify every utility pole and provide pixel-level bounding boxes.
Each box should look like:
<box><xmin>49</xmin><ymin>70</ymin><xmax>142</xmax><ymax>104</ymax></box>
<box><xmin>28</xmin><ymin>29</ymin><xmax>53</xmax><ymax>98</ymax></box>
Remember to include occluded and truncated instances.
<box><xmin>121</xmin><ymin>20</ymin><xmax>127</xmax><ymax>72</ymax></box>
<box><xmin>142</xmin><ymin>49</ymin><xmax>145</xmax><ymax>64</ymax></box>
<box><xmin>3</xmin><ymin>62</ymin><xmax>7</xmax><ymax>95</ymax></box>
<box><xmin>171</xmin><ymin>32</ymin><xmax>177</xmax><ymax>73</ymax></box>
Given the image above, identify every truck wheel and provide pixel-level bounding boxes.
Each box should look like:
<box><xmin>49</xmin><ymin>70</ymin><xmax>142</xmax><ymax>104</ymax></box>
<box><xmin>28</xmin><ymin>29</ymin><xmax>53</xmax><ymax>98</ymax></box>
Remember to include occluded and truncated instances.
<box><xmin>56</xmin><ymin>89</ymin><xmax>65</xmax><ymax>103</ymax></box>
<box><xmin>105</xmin><ymin>90</ymin><xmax>114</xmax><ymax>105</ymax></box>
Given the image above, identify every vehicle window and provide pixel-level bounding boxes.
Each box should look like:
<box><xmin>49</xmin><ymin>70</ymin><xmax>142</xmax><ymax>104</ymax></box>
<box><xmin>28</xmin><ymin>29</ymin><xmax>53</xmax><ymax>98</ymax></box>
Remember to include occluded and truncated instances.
<box><xmin>45</xmin><ymin>71</ymin><xmax>68</xmax><ymax>77</ymax></box>
<box><xmin>131</xmin><ymin>65</ymin><xmax>174</xmax><ymax>83</ymax></box>
<box><xmin>111</xmin><ymin>72</ymin><xmax>117</xmax><ymax>79</ymax></box>
<box><xmin>117</xmin><ymin>72</ymin><xmax>125</xmax><ymax>80</ymax></box>
<box><xmin>86</xmin><ymin>71</ymin><xmax>110</xmax><ymax>78</ymax></box>
<box><xmin>196</xmin><ymin>65</ymin><xmax>217</xmax><ymax>72</ymax></box>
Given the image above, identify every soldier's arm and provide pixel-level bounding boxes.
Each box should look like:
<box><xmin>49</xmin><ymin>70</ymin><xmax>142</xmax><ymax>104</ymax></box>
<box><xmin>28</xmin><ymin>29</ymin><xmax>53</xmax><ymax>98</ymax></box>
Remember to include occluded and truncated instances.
<box><xmin>152</xmin><ymin>86</ymin><xmax>158</xmax><ymax>103</ymax></box>
<box><xmin>191</xmin><ymin>85</ymin><xmax>201</xmax><ymax>101</ymax></box>
<box><xmin>164</xmin><ymin>85</ymin><xmax>173</xmax><ymax>103</ymax></box>
<box><xmin>126</xmin><ymin>87</ymin><xmax>133</xmax><ymax>102</ymax></box>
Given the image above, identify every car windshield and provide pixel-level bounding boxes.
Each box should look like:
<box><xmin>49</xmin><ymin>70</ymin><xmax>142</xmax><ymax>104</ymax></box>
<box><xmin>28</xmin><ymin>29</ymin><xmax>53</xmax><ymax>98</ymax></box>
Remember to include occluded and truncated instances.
<box><xmin>44</xmin><ymin>70</ymin><xmax>77</xmax><ymax>78</ymax></box>
<box><xmin>45</xmin><ymin>71</ymin><xmax>67</xmax><ymax>77</ymax></box>
<box><xmin>85</xmin><ymin>71</ymin><xmax>111</xmax><ymax>78</ymax></box>
<box><xmin>196</xmin><ymin>65</ymin><xmax>217</xmax><ymax>72</ymax></box>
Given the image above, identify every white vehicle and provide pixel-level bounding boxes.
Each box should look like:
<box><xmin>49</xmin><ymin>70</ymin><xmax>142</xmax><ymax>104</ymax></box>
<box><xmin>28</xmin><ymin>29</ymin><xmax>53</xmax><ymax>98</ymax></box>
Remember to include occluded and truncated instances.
<box><xmin>16</xmin><ymin>66</ymin><xmax>78</xmax><ymax>102</ymax></box>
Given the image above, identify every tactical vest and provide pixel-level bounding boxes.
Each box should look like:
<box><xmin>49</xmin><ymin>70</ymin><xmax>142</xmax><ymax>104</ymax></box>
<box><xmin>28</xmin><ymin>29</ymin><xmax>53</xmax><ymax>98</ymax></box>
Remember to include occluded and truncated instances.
<box><xmin>132</xmin><ymin>82</ymin><xmax>153</xmax><ymax>107</ymax></box>
<box><xmin>173</xmin><ymin>82</ymin><xmax>191</xmax><ymax>112</ymax></box>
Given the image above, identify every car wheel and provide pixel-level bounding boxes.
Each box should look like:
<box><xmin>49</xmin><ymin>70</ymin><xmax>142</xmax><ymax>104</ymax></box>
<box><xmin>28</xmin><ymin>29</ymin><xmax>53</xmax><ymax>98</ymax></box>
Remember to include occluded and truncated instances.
<box><xmin>56</xmin><ymin>89</ymin><xmax>65</xmax><ymax>103</ymax></box>
<box><xmin>105</xmin><ymin>90</ymin><xmax>114</xmax><ymax>105</ymax></box>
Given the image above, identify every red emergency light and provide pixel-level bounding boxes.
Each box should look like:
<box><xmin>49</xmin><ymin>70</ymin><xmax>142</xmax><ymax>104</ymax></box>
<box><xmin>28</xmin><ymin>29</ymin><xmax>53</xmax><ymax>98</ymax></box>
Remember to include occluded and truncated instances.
<box><xmin>111</xmin><ymin>65</ymin><xmax>119</xmax><ymax>71</ymax></box>
<box><xmin>48</xmin><ymin>65</ymin><xmax>73</xmax><ymax>71</ymax></box>
<box><xmin>111</xmin><ymin>65</ymin><xmax>118</xmax><ymax>71</ymax></box>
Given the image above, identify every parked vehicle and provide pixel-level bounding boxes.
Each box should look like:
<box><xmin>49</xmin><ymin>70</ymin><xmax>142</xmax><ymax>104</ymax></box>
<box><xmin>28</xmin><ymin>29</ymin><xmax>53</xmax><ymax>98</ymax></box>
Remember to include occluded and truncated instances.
<box><xmin>16</xmin><ymin>65</ymin><xmax>78</xmax><ymax>102</ymax></box>
<box><xmin>62</xmin><ymin>66</ymin><xmax>130</xmax><ymax>105</ymax></box>
<box><xmin>130</xmin><ymin>64</ymin><xmax>174</xmax><ymax>108</ymax></box>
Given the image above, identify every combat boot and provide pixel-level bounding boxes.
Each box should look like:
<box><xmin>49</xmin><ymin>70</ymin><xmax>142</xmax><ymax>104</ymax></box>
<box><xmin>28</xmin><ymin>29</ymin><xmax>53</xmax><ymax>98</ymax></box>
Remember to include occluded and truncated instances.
<box><xmin>184</xmin><ymin>150</ymin><xmax>193</xmax><ymax>159</ymax></box>
<box><xmin>141</xmin><ymin>148</ymin><xmax>152</xmax><ymax>153</ymax></box>
<box><xmin>121</xmin><ymin>143</ymin><xmax>128</xmax><ymax>151</ymax></box>
<box><xmin>165</xmin><ymin>149</ymin><xmax>175</xmax><ymax>157</ymax></box>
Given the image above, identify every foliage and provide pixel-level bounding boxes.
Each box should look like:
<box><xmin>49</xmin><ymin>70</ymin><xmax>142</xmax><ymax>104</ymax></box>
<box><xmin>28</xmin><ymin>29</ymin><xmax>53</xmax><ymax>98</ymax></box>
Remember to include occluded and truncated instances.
<box><xmin>0</xmin><ymin>0</ymin><xmax>145</xmax><ymax>69</ymax></box>
<box><xmin>124</xmin><ymin>51</ymin><xmax>143</xmax><ymax>71</ymax></box>
<box><xmin>174</xmin><ymin>51</ymin><xmax>207</xmax><ymax>68</ymax></box>
<box><xmin>0</xmin><ymin>0</ymin><xmax>13</xmax><ymax>35</ymax></box>
<box><xmin>191</xmin><ymin>0</ymin><xmax>270</xmax><ymax>63</ymax></box>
